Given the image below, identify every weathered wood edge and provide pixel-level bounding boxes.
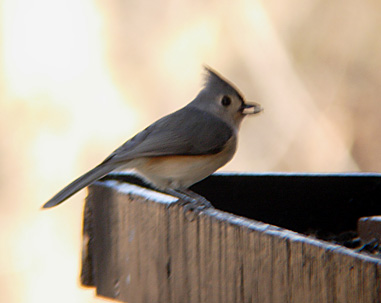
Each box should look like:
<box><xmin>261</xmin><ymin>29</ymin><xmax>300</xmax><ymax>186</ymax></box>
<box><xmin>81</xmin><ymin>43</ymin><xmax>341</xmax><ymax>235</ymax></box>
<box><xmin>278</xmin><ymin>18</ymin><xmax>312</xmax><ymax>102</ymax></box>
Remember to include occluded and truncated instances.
<box><xmin>83</xmin><ymin>178</ymin><xmax>381</xmax><ymax>274</ymax></box>
<box><xmin>81</xmin><ymin>177</ymin><xmax>381</xmax><ymax>302</ymax></box>
<box><xmin>200</xmin><ymin>210</ymin><xmax>381</xmax><ymax>263</ymax></box>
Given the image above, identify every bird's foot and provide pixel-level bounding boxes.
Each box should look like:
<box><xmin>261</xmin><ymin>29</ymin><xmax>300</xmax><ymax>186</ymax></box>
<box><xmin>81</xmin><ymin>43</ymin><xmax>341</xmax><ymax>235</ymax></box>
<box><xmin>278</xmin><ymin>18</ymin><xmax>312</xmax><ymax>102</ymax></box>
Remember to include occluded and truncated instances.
<box><xmin>177</xmin><ymin>188</ymin><xmax>214</xmax><ymax>209</ymax></box>
<box><xmin>163</xmin><ymin>188</ymin><xmax>214</xmax><ymax>220</ymax></box>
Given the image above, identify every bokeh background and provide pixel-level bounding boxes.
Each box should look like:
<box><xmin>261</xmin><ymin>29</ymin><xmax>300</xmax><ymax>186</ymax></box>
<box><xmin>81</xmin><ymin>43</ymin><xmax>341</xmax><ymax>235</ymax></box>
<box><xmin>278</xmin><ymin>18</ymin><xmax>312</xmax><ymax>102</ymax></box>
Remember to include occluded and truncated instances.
<box><xmin>1</xmin><ymin>0</ymin><xmax>380</xmax><ymax>302</ymax></box>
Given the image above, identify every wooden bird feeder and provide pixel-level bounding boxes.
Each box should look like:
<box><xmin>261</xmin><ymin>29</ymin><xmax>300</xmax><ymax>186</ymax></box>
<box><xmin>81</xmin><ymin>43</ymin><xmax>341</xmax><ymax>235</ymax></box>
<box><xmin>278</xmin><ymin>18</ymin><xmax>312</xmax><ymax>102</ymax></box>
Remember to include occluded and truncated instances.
<box><xmin>81</xmin><ymin>172</ymin><xmax>381</xmax><ymax>303</ymax></box>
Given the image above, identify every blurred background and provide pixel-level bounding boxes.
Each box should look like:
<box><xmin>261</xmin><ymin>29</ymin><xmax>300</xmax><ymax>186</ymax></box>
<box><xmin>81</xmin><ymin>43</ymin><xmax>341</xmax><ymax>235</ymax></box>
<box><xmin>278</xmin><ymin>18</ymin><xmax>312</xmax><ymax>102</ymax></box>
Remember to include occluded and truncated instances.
<box><xmin>1</xmin><ymin>0</ymin><xmax>380</xmax><ymax>302</ymax></box>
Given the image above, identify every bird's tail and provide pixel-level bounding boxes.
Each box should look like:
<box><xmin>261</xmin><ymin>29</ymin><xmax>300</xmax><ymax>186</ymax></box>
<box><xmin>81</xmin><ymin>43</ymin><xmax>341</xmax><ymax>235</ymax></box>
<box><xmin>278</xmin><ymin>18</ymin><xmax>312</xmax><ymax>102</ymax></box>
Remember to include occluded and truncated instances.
<box><xmin>42</xmin><ymin>164</ymin><xmax>115</xmax><ymax>208</ymax></box>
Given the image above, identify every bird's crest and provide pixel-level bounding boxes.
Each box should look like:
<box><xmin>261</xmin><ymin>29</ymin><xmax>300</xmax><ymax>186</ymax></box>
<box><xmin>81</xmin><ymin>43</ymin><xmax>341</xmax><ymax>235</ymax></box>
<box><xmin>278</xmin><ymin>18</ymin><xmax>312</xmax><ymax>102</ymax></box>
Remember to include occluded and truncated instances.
<box><xmin>203</xmin><ymin>66</ymin><xmax>244</xmax><ymax>100</ymax></box>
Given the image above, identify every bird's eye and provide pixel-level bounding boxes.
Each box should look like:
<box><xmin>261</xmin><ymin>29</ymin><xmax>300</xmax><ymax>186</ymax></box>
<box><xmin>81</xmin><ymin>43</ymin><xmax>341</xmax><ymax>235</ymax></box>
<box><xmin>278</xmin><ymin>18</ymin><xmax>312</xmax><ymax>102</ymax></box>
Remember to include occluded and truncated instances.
<box><xmin>221</xmin><ymin>95</ymin><xmax>231</xmax><ymax>106</ymax></box>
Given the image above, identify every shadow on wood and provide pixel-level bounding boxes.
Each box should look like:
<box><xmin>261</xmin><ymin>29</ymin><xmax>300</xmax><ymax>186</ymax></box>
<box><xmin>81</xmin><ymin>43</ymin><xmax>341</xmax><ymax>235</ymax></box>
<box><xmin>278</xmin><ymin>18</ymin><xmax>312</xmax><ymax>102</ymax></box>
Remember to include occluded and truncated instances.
<box><xmin>81</xmin><ymin>172</ymin><xmax>381</xmax><ymax>303</ymax></box>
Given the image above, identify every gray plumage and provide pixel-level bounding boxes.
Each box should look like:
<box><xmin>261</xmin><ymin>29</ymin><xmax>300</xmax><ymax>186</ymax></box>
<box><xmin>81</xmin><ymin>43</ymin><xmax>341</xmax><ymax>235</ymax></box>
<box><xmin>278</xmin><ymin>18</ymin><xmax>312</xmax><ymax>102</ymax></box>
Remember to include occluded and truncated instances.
<box><xmin>104</xmin><ymin>107</ymin><xmax>233</xmax><ymax>163</ymax></box>
<box><xmin>43</xmin><ymin>67</ymin><xmax>262</xmax><ymax>208</ymax></box>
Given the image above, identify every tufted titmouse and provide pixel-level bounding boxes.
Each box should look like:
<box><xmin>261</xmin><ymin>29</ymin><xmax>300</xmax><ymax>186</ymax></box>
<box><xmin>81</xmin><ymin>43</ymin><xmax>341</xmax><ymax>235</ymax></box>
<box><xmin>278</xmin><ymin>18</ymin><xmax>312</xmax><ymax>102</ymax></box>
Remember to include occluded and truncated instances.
<box><xmin>42</xmin><ymin>67</ymin><xmax>262</xmax><ymax>209</ymax></box>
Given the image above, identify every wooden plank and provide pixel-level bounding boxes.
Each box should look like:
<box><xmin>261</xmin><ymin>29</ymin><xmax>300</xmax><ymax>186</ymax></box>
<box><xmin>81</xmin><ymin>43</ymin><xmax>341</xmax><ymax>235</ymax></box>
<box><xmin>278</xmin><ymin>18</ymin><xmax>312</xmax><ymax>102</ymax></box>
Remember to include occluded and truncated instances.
<box><xmin>225</xmin><ymin>221</ymin><xmax>239</xmax><ymax>303</ymax></box>
<box><xmin>323</xmin><ymin>246</ymin><xmax>337</xmax><ymax>303</ymax></box>
<box><xmin>307</xmin><ymin>242</ymin><xmax>327</xmax><ymax>302</ymax></box>
<box><xmin>125</xmin><ymin>194</ymin><xmax>166</xmax><ymax>302</ymax></box>
<box><xmin>198</xmin><ymin>212</ymin><xmax>209</xmax><ymax>303</ymax></box>
<box><xmin>211</xmin><ymin>215</ymin><xmax>223</xmax><ymax>303</ymax></box>
<box><xmin>81</xmin><ymin>191</ymin><xmax>95</xmax><ymax>287</ymax></box>
<box><xmin>155</xmin><ymin>202</ymin><xmax>171</xmax><ymax>303</ymax></box>
<box><xmin>257</xmin><ymin>232</ymin><xmax>273</xmax><ymax>303</ymax></box>
<box><xmin>270</xmin><ymin>234</ymin><xmax>290</xmax><ymax>302</ymax></box>
<box><xmin>91</xmin><ymin>186</ymin><xmax>120</xmax><ymax>299</ymax></box>
<box><xmin>289</xmin><ymin>239</ymin><xmax>305</xmax><ymax>302</ymax></box>
<box><xmin>360</xmin><ymin>260</ymin><xmax>376</xmax><ymax>303</ymax></box>
<box><xmin>90</xmin><ymin>181</ymin><xmax>177</xmax><ymax>303</ymax></box>
<box><xmin>83</xmin><ymin>174</ymin><xmax>381</xmax><ymax>303</ymax></box>
<box><xmin>168</xmin><ymin>204</ymin><xmax>187</xmax><ymax>302</ymax></box>
<box><xmin>184</xmin><ymin>209</ymin><xmax>201</xmax><ymax>303</ymax></box>
<box><xmin>219</xmin><ymin>219</ymin><xmax>229</xmax><ymax>303</ymax></box>
<box><xmin>115</xmin><ymin>190</ymin><xmax>133</xmax><ymax>301</ymax></box>
<box><xmin>241</xmin><ymin>226</ymin><xmax>254</xmax><ymax>303</ymax></box>
<box><xmin>120</xmin><ymin>190</ymin><xmax>143</xmax><ymax>302</ymax></box>
<box><xmin>301</xmin><ymin>240</ymin><xmax>320</xmax><ymax>303</ymax></box>
<box><xmin>248</xmin><ymin>223</ymin><xmax>263</xmax><ymax>303</ymax></box>
<box><xmin>374</xmin><ymin>262</ymin><xmax>381</xmax><ymax>302</ymax></box>
<box><xmin>199</xmin><ymin>211</ymin><xmax>220</xmax><ymax>303</ymax></box>
<box><xmin>334</xmin><ymin>250</ymin><xmax>358</xmax><ymax>303</ymax></box>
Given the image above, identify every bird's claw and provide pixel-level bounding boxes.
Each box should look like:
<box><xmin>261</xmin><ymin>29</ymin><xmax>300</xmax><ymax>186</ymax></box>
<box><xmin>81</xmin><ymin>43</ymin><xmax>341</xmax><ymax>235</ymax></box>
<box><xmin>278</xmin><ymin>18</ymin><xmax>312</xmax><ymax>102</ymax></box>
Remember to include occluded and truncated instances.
<box><xmin>164</xmin><ymin>189</ymin><xmax>214</xmax><ymax>221</ymax></box>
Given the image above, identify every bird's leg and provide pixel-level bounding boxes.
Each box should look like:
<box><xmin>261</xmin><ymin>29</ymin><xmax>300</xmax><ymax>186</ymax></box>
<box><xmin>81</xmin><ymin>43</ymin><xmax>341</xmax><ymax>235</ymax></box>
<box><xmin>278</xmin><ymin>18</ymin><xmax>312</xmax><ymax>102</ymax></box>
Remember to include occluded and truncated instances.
<box><xmin>177</xmin><ymin>188</ymin><xmax>214</xmax><ymax>209</ymax></box>
<box><xmin>162</xmin><ymin>188</ymin><xmax>214</xmax><ymax>213</ymax></box>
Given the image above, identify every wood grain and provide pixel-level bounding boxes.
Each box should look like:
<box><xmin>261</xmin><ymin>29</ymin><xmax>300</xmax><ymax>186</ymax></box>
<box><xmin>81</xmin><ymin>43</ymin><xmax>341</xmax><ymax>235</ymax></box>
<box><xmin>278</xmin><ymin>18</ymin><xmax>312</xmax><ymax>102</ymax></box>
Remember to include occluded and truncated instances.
<box><xmin>81</xmin><ymin>174</ymin><xmax>381</xmax><ymax>303</ymax></box>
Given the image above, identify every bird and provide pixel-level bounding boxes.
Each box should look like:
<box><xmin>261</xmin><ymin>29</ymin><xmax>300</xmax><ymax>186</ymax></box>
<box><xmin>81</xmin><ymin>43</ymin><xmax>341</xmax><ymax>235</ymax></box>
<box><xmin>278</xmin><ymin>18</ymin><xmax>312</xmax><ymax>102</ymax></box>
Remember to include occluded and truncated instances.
<box><xmin>42</xmin><ymin>67</ymin><xmax>262</xmax><ymax>209</ymax></box>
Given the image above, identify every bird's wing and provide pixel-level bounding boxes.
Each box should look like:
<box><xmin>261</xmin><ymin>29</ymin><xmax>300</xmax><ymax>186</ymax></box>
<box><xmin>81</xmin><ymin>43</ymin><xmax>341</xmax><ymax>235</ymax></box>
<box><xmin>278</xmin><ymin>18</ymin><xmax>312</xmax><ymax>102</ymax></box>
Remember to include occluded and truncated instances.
<box><xmin>102</xmin><ymin>106</ymin><xmax>234</xmax><ymax>165</ymax></box>
<box><xmin>43</xmin><ymin>107</ymin><xmax>233</xmax><ymax>208</ymax></box>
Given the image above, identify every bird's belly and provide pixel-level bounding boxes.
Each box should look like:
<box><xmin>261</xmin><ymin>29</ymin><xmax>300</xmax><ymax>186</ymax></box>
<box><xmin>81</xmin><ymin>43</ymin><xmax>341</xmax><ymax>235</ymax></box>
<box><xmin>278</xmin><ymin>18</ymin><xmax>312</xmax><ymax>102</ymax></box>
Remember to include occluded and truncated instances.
<box><xmin>131</xmin><ymin>149</ymin><xmax>235</xmax><ymax>189</ymax></box>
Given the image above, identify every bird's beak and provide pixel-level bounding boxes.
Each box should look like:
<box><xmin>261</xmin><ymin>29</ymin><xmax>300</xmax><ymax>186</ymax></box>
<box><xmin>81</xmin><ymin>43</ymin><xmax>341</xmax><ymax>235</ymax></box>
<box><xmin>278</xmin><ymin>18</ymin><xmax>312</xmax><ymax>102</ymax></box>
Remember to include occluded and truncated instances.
<box><xmin>240</xmin><ymin>102</ymin><xmax>263</xmax><ymax>115</ymax></box>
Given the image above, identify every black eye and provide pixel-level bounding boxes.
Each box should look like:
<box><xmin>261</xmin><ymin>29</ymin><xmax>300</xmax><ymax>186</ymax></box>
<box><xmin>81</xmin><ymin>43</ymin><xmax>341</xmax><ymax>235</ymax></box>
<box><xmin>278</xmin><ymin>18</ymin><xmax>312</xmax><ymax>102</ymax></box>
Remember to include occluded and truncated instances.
<box><xmin>221</xmin><ymin>95</ymin><xmax>231</xmax><ymax>106</ymax></box>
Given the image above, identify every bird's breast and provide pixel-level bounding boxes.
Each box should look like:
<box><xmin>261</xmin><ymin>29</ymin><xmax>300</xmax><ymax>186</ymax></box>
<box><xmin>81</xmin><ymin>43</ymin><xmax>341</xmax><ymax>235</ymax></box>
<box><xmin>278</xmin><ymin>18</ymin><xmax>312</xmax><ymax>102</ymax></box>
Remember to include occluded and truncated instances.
<box><xmin>129</xmin><ymin>136</ymin><xmax>237</xmax><ymax>189</ymax></box>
